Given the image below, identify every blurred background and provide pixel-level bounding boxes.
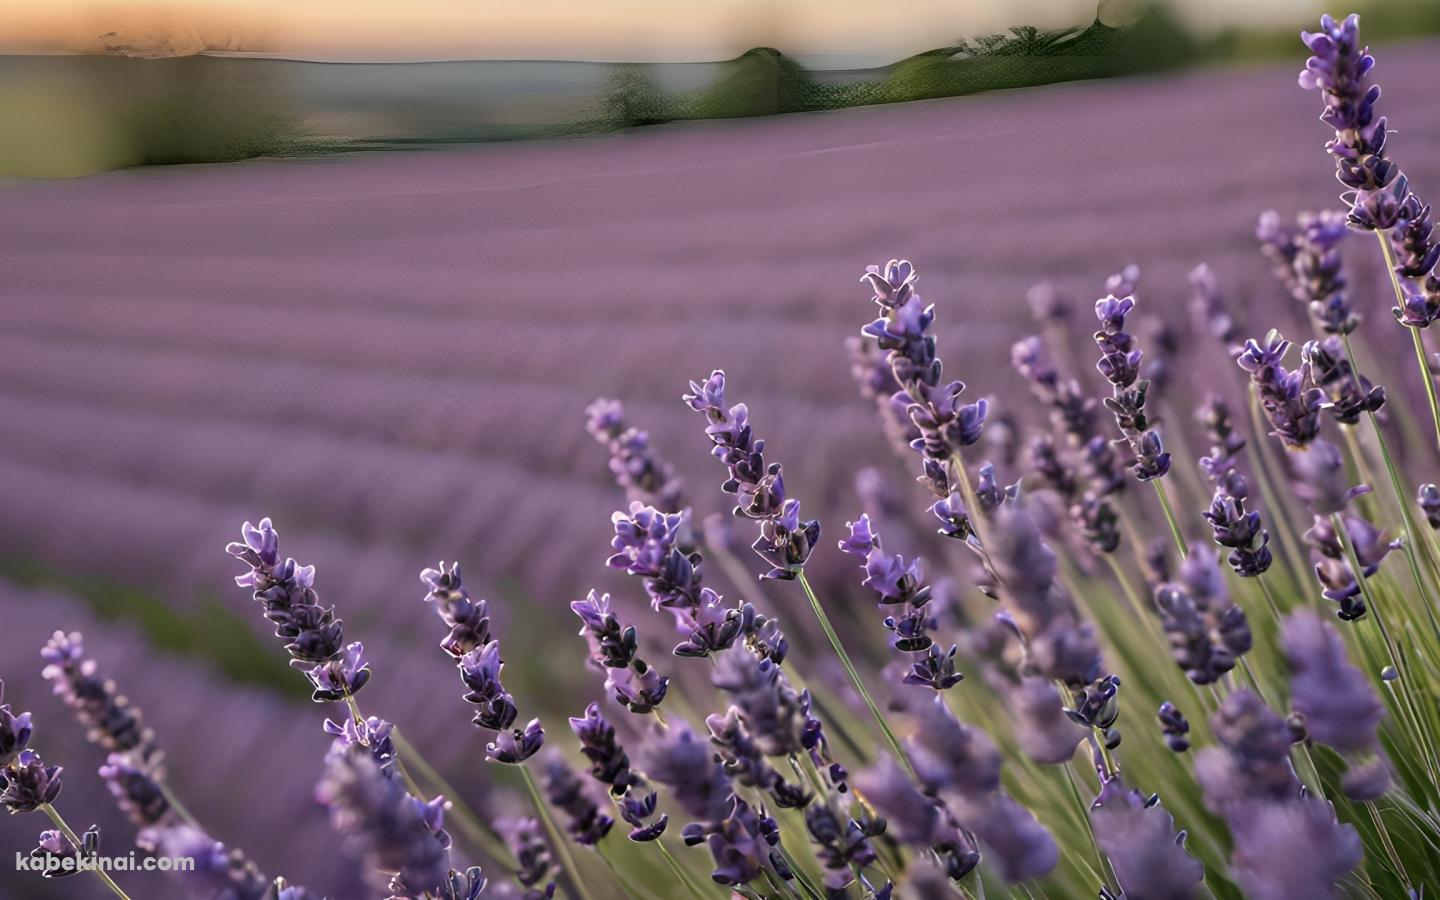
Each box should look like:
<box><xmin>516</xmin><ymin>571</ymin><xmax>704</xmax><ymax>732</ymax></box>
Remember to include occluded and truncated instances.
<box><xmin>1</xmin><ymin>0</ymin><xmax>1439</xmax><ymax>896</ymax></box>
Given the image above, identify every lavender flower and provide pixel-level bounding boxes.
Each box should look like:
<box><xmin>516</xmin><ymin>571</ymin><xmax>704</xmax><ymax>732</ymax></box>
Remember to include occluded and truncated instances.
<box><xmin>1418</xmin><ymin>483</ymin><xmax>1440</xmax><ymax>529</ymax></box>
<box><xmin>1228</xmin><ymin>795</ymin><xmax>1363</xmax><ymax>900</ymax></box>
<box><xmin>1093</xmin><ymin>292</ymin><xmax>1170</xmax><ymax>481</ymax></box>
<box><xmin>585</xmin><ymin>398</ymin><xmax>686</xmax><ymax>512</ymax></box>
<box><xmin>1302</xmin><ymin>337</ymin><xmax>1384</xmax><ymax>425</ymax></box>
<box><xmin>99</xmin><ymin>753</ymin><xmax>170</xmax><ymax>827</ymax></box>
<box><xmin>838</xmin><ymin>515</ymin><xmax>962</xmax><ymax>691</ymax></box>
<box><xmin>0</xmin><ymin>703</ymin><xmax>33</xmax><ymax>767</ymax></box>
<box><xmin>542</xmin><ymin>752</ymin><xmax>615</xmax><ymax>846</ymax></box>
<box><xmin>571</xmin><ymin>590</ymin><xmax>669</xmax><ymax>714</ymax></box>
<box><xmin>138</xmin><ymin>823</ymin><xmax>275</xmax><ymax>900</ymax></box>
<box><xmin>1282</xmin><ymin>610</ymin><xmax>1391</xmax><ymax>799</ymax></box>
<box><xmin>1261</xmin><ymin>211</ymin><xmax>1362</xmax><ymax>335</ymax></box>
<box><xmin>1011</xmin><ymin>679</ymin><xmax>1086</xmax><ymax>765</ymax></box>
<box><xmin>642</xmin><ymin>722</ymin><xmax>733</xmax><ymax>824</ymax></box>
<box><xmin>684</xmin><ymin>370</ymin><xmax>820</xmax><ymax>580</ymax></box>
<box><xmin>0</xmin><ymin>749</ymin><xmax>63</xmax><ymax>813</ymax></box>
<box><xmin>569</xmin><ymin>703</ymin><xmax>668</xmax><ymax>841</ymax></box>
<box><xmin>1237</xmin><ymin>333</ymin><xmax>1324</xmax><ymax>449</ymax></box>
<box><xmin>1195</xmin><ymin>691</ymin><xmax>1301</xmax><ymax>812</ymax></box>
<box><xmin>851</xmin><ymin>756</ymin><xmax>938</xmax><ymax>847</ymax></box>
<box><xmin>420</xmin><ymin>562</ymin><xmax>491</xmax><ymax>659</ymax></box>
<box><xmin>706</xmin><ymin>708</ymin><xmax>810</xmax><ymax>809</ymax></box>
<box><xmin>40</xmin><ymin>631</ymin><xmax>157</xmax><ymax>762</ymax></box>
<box><xmin>711</xmin><ymin>649</ymin><xmax>844</xmax><ymax>791</ymax></box>
<box><xmin>1198</xmin><ymin>395</ymin><xmax>1272</xmax><ymax>577</ymax></box>
<box><xmin>1188</xmin><ymin>263</ymin><xmax>1240</xmax><ymax>346</ymax></box>
<box><xmin>1089</xmin><ymin>776</ymin><xmax>1204</xmax><ymax>900</ymax></box>
<box><xmin>846</xmin><ymin>335</ymin><xmax>919</xmax><ymax>454</ymax></box>
<box><xmin>315</xmin><ymin>741</ymin><xmax>456</xmax><ymax>898</ymax></box>
<box><xmin>226</xmin><ymin>518</ymin><xmax>371</xmax><ymax>702</ymax></box>
<box><xmin>1299</xmin><ymin>13</ymin><xmax>1393</xmax><ymax>192</ymax></box>
<box><xmin>29</xmin><ymin>825</ymin><xmax>99</xmax><ymax>879</ymax></box>
<box><xmin>1157</xmin><ymin>702</ymin><xmax>1191</xmax><ymax>753</ymax></box>
<box><xmin>804</xmin><ymin>803</ymin><xmax>877</xmax><ymax>891</ymax></box>
<box><xmin>1305</xmin><ymin>513</ymin><xmax>1396</xmax><ymax>621</ymax></box>
<box><xmin>500</xmin><ymin>816</ymin><xmax>557</xmax><ymax>899</ymax></box>
<box><xmin>1155</xmin><ymin>548</ymin><xmax>1252</xmax><ymax>685</ymax></box>
<box><xmin>857</xmin><ymin>259</ymin><xmax>987</xmax><ymax>510</ymax></box>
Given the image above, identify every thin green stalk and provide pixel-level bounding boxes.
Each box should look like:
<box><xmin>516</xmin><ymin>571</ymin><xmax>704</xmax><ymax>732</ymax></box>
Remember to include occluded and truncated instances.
<box><xmin>1332</xmin><ymin>513</ymin><xmax>1440</xmax><ymax>788</ymax></box>
<box><xmin>42</xmin><ymin>804</ymin><xmax>131</xmax><ymax>899</ymax></box>
<box><xmin>1062</xmin><ymin>763</ymin><xmax>1118</xmax><ymax>895</ymax></box>
<box><xmin>655</xmin><ymin>840</ymin><xmax>712</xmax><ymax>900</ymax></box>
<box><xmin>393</xmin><ymin>729</ymin><xmax>513</xmax><ymax>864</ymax></box>
<box><xmin>596</xmin><ymin>844</ymin><xmax>655</xmax><ymax>900</ymax></box>
<box><xmin>1366</xmin><ymin>802</ymin><xmax>1414</xmax><ymax>895</ymax></box>
<box><xmin>1377</xmin><ymin>231</ymin><xmax>1440</xmax><ymax>450</ymax></box>
<box><xmin>796</xmin><ymin>571</ymin><xmax>913</xmax><ymax>777</ymax></box>
<box><xmin>520</xmin><ymin>763</ymin><xmax>598</xmax><ymax>900</ymax></box>
<box><xmin>1151</xmin><ymin>478</ymin><xmax>1189</xmax><ymax>559</ymax></box>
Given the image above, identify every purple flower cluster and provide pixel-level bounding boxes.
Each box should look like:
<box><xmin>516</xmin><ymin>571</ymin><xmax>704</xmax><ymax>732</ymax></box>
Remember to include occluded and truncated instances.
<box><xmin>40</xmin><ymin>631</ymin><xmax>158</xmax><ymax>765</ymax></box>
<box><xmin>1197</xmin><ymin>691</ymin><xmax>1362</xmax><ymax>899</ymax></box>
<box><xmin>1301</xmin><ymin>14</ymin><xmax>1440</xmax><ymax>324</ymax></box>
<box><xmin>1188</xmin><ymin>263</ymin><xmax>1241</xmax><ymax>347</ymax></box>
<box><xmin>1301</xmin><ymin>336</ymin><xmax>1385</xmax><ymax>426</ymax></box>
<box><xmin>1281</xmin><ymin>611</ymin><xmax>1391</xmax><ymax>800</ymax></box>
<box><xmin>1236</xmin><ymin>333</ymin><xmax>1324</xmax><ymax>449</ymax></box>
<box><xmin>1093</xmin><ymin>289</ymin><xmax>1171</xmax><ymax>481</ymax></box>
<box><xmin>1154</xmin><ymin>548</ymin><xmax>1253</xmax><ymax>685</ymax></box>
<box><xmin>1089</xmin><ymin>774</ymin><xmax>1204</xmax><ymax>900</ymax></box>
<box><xmin>420</xmin><ymin>563</ymin><xmax>545</xmax><ymax>763</ymax></box>
<box><xmin>1257</xmin><ymin>210</ymin><xmax>1359</xmax><ymax>335</ymax></box>
<box><xmin>1197</xmin><ymin>395</ymin><xmax>1273</xmax><ymax>577</ymax></box>
<box><xmin>227</xmin><ymin>518</ymin><xmax>371</xmax><ymax>703</ymax></box>
<box><xmin>499</xmin><ymin>816</ymin><xmax>557</xmax><ymax>900</ymax></box>
<box><xmin>838</xmin><ymin>514</ymin><xmax>963</xmax><ymax>691</ymax></box>
<box><xmin>585</xmin><ymin>398</ymin><xmax>686</xmax><ymax>513</ymax></box>
<box><xmin>1157</xmin><ymin>702</ymin><xmax>1191</xmax><ymax>753</ymax></box>
<box><xmin>570</xmin><ymin>590</ymin><xmax>669</xmax><ymax>714</ymax></box>
<box><xmin>857</xmin><ymin>259</ymin><xmax>987</xmax><ymax>528</ymax></box>
<box><xmin>541</xmin><ymin>751</ymin><xmax>614</xmax><ymax>847</ymax></box>
<box><xmin>569</xmin><ymin>703</ymin><xmax>668</xmax><ymax>842</ymax></box>
<box><xmin>683</xmin><ymin>370</ymin><xmax>820</xmax><ymax>581</ymax></box>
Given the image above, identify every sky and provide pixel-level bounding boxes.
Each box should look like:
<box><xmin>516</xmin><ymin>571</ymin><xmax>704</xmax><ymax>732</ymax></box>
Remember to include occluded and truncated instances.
<box><xmin>0</xmin><ymin>0</ymin><xmax>1326</xmax><ymax>64</ymax></box>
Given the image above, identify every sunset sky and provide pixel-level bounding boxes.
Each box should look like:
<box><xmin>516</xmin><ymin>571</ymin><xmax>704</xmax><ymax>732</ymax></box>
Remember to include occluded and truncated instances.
<box><xmin>0</xmin><ymin>0</ymin><xmax>1325</xmax><ymax>63</ymax></box>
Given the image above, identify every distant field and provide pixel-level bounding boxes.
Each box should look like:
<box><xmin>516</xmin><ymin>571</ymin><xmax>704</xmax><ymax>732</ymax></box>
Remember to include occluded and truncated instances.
<box><xmin>2</xmin><ymin>44</ymin><xmax>1439</xmax><ymax>897</ymax></box>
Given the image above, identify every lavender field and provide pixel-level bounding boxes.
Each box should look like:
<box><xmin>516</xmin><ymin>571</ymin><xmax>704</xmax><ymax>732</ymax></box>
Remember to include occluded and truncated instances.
<box><xmin>3</xmin><ymin>33</ymin><xmax>1440</xmax><ymax>899</ymax></box>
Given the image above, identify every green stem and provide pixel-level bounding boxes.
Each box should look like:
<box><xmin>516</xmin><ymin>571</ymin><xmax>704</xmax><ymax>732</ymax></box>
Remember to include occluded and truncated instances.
<box><xmin>1378</xmin><ymin>231</ymin><xmax>1440</xmax><ymax>450</ymax></box>
<box><xmin>1366</xmin><ymin>802</ymin><xmax>1414</xmax><ymax>895</ymax></box>
<box><xmin>520</xmin><ymin>763</ymin><xmax>598</xmax><ymax>900</ymax></box>
<box><xmin>796</xmin><ymin>572</ymin><xmax>914</xmax><ymax>778</ymax></box>
<box><xmin>1151</xmin><ymin>478</ymin><xmax>1189</xmax><ymax>559</ymax></box>
<box><xmin>42</xmin><ymin>804</ymin><xmax>131</xmax><ymax>899</ymax></box>
<box><xmin>1062</xmin><ymin>763</ymin><xmax>1118</xmax><ymax>895</ymax></box>
<box><xmin>656</xmin><ymin>839</ymin><xmax>714</xmax><ymax>900</ymax></box>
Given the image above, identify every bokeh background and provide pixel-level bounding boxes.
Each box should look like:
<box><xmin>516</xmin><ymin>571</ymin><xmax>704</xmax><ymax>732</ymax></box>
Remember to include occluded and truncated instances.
<box><xmin>2</xmin><ymin>1</ymin><xmax>1439</xmax><ymax>896</ymax></box>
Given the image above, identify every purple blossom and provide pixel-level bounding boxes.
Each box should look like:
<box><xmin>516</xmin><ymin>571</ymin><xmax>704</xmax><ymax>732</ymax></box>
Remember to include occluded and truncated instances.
<box><xmin>29</xmin><ymin>824</ymin><xmax>99</xmax><ymax>880</ymax></box>
<box><xmin>315</xmin><ymin>742</ymin><xmax>456</xmax><ymax>898</ymax></box>
<box><xmin>584</xmin><ymin>397</ymin><xmax>686</xmax><ymax>512</ymax></box>
<box><xmin>1299</xmin><ymin>13</ymin><xmax>1394</xmax><ymax>193</ymax></box>
<box><xmin>706</xmin><ymin>708</ymin><xmax>810</xmax><ymax>809</ymax></box>
<box><xmin>1228</xmin><ymin>796</ymin><xmax>1363</xmax><ymax>900</ymax></box>
<box><xmin>226</xmin><ymin>517</ymin><xmax>371</xmax><ymax>702</ymax></box>
<box><xmin>856</xmin><ymin>259</ymin><xmax>987</xmax><ymax>501</ymax></box>
<box><xmin>1237</xmin><ymin>334</ymin><xmax>1323</xmax><ymax>449</ymax></box>
<box><xmin>1093</xmin><ymin>291</ymin><xmax>1170</xmax><ymax>482</ymax></box>
<box><xmin>1303</xmin><ymin>512</ymin><xmax>1397</xmax><ymax>622</ymax></box>
<box><xmin>0</xmin><ymin>703</ymin><xmax>33</xmax><ymax>767</ymax></box>
<box><xmin>541</xmin><ymin>752</ymin><xmax>615</xmax><ymax>846</ymax></box>
<box><xmin>1302</xmin><ymin>338</ymin><xmax>1384</xmax><ymax>425</ymax></box>
<box><xmin>851</xmin><ymin>755</ymin><xmax>938</xmax><ymax>847</ymax></box>
<box><xmin>99</xmin><ymin>753</ymin><xmax>170</xmax><ymax>827</ymax></box>
<box><xmin>500</xmin><ymin>816</ymin><xmax>557</xmax><ymax>898</ymax></box>
<box><xmin>1188</xmin><ymin>263</ymin><xmax>1240</xmax><ymax>346</ymax></box>
<box><xmin>1089</xmin><ymin>775</ymin><xmax>1204</xmax><ymax>900</ymax></box>
<box><xmin>420</xmin><ymin>562</ymin><xmax>491</xmax><ymax>659</ymax></box>
<box><xmin>1418</xmin><ymin>483</ymin><xmax>1440</xmax><ymax>529</ymax></box>
<box><xmin>40</xmin><ymin>630</ymin><xmax>157</xmax><ymax>761</ymax></box>
<box><xmin>0</xmin><ymin>749</ymin><xmax>63</xmax><ymax>813</ymax></box>
<box><xmin>1282</xmin><ymin>611</ymin><xmax>1390</xmax><ymax>798</ymax></box>
<box><xmin>1157</xmin><ymin>702</ymin><xmax>1191</xmax><ymax>753</ymax></box>
<box><xmin>324</xmin><ymin>715</ymin><xmax>398</xmax><ymax>780</ymax></box>
<box><xmin>1010</xmin><ymin>679</ymin><xmax>1085</xmax><ymax>765</ymax></box>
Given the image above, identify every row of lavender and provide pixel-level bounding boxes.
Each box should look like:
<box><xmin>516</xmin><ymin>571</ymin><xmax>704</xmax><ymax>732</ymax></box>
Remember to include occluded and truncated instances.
<box><xmin>6</xmin><ymin>12</ymin><xmax>1440</xmax><ymax>900</ymax></box>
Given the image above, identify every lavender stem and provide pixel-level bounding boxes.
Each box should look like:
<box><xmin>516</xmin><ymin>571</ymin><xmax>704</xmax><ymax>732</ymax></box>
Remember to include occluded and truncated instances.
<box><xmin>795</xmin><ymin>572</ymin><xmax>913</xmax><ymax>778</ymax></box>
<box><xmin>520</xmin><ymin>763</ymin><xmax>598</xmax><ymax>900</ymax></box>
<box><xmin>1151</xmin><ymin>479</ymin><xmax>1189</xmax><ymax>559</ymax></box>
<box><xmin>42</xmin><ymin>804</ymin><xmax>131</xmax><ymax>899</ymax></box>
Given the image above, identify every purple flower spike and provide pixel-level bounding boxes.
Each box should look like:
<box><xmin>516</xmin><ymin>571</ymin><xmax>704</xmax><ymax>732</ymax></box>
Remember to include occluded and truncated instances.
<box><xmin>855</xmin><ymin>258</ymin><xmax>987</xmax><ymax>505</ymax></box>
<box><xmin>1089</xmin><ymin>775</ymin><xmax>1204</xmax><ymax>900</ymax></box>
<box><xmin>1237</xmin><ymin>333</ymin><xmax>1324</xmax><ymax>449</ymax></box>
<box><xmin>0</xmin><ymin>703</ymin><xmax>34</xmax><ymax>767</ymax></box>
<box><xmin>41</xmin><ymin>630</ymin><xmax>158</xmax><ymax>762</ymax></box>
<box><xmin>30</xmin><ymin>825</ymin><xmax>100</xmax><ymax>879</ymax></box>
<box><xmin>542</xmin><ymin>752</ymin><xmax>614</xmax><ymax>846</ymax></box>
<box><xmin>569</xmin><ymin>703</ymin><xmax>637</xmax><ymax>795</ymax></box>
<box><xmin>316</xmin><ymin>742</ymin><xmax>454</xmax><ymax>897</ymax></box>
<box><xmin>226</xmin><ymin>517</ymin><xmax>366</xmax><ymax>701</ymax></box>
<box><xmin>100</xmin><ymin>753</ymin><xmax>170</xmax><ymax>827</ymax></box>
<box><xmin>1303</xmin><ymin>511</ymin><xmax>1397</xmax><ymax>622</ymax></box>
<box><xmin>1092</xmin><ymin>289</ymin><xmax>1172</xmax><ymax>483</ymax></box>
<box><xmin>459</xmin><ymin>641</ymin><xmax>519</xmax><ymax>731</ymax></box>
<box><xmin>584</xmin><ymin>398</ymin><xmax>686</xmax><ymax>513</ymax></box>
<box><xmin>421</xmin><ymin>562</ymin><xmax>492</xmax><ymax>659</ymax></box>
<box><xmin>1302</xmin><ymin>338</ymin><xmax>1385</xmax><ymax>424</ymax></box>
<box><xmin>684</xmin><ymin>370</ymin><xmax>821</xmax><ymax>581</ymax></box>
<box><xmin>324</xmin><ymin>715</ymin><xmax>398</xmax><ymax>779</ymax></box>
<box><xmin>500</xmin><ymin>816</ymin><xmax>557</xmax><ymax>897</ymax></box>
<box><xmin>1157</xmin><ymin>702</ymin><xmax>1191</xmax><ymax>753</ymax></box>
<box><xmin>0</xmin><ymin>750</ymin><xmax>63</xmax><ymax>813</ymax></box>
<box><xmin>1282</xmin><ymin>610</ymin><xmax>1391</xmax><ymax>799</ymax></box>
<box><xmin>138</xmin><ymin>823</ymin><xmax>277</xmax><ymax>899</ymax></box>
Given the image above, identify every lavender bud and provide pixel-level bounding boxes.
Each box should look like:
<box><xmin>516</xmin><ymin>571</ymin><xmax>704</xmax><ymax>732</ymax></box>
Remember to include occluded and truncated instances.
<box><xmin>1228</xmin><ymin>795</ymin><xmax>1362</xmax><ymax>900</ymax></box>
<box><xmin>0</xmin><ymin>703</ymin><xmax>34</xmax><ymax>767</ymax></box>
<box><xmin>30</xmin><ymin>825</ymin><xmax>100</xmax><ymax>879</ymax></box>
<box><xmin>643</xmin><ymin>722</ymin><xmax>733</xmax><ymax>824</ymax></box>
<box><xmin>1417</xmin><ymin>483</ymin><xmax>1440</xmax><ymax>529</ymax></box>
<box><xmin>1157</xmin><ymin>702</ymin><xmax>1191</xmax><ymax>753</ymax></box>
<box><xmin>487</xmin><ymin>720</ymin><xmax>546</xmax><ymax>766</ymax></box>
<box><xmin>138</xmin><ymin>823</ymin><xmax>274</xmax><ymax>900</ymax></box>
<box><xmin>584</xmin><ymin>398</ymin><xmax>686</xmax><ymax>513</ymax></box>
<box><xmin>500</xmin><ymin>816</ymin><xmax>557</xmax><ymax>897</ymax></box>
<box><xmin>0</xmin><ymin>750</ymin><xmax>63</xmax><ymax>813</ymax></box>
<box><xmin>420</xmin><ymin>562</ymin><xmax>491</xmax><ymax>659</ymax></box>
<box><xmin>851</xmin><ymin>756</ymin><xmax>937</xmax><ymax>847</ymax></box>
<box><xmin>40</xmin><ymin>631</ymin><xmax>157</xmax><ymax>762</ymax></box>
<box><xmin>1301</xmin><ymin>338</ymin><xmax>1384</xmax><ymax>425</ymax></box>
<box><xmin>1237</xmin><ymin>334</ymin><xmax>1323</xmax><ymax>449</ymax></box>
<box><xmin>99</xmin><ymin>753</ymin><xmax>170</xmax><ymax>827</ymax></box>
